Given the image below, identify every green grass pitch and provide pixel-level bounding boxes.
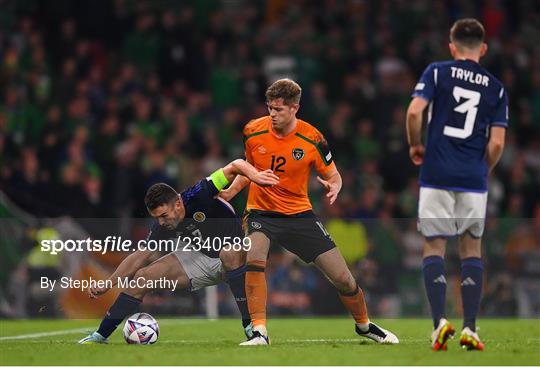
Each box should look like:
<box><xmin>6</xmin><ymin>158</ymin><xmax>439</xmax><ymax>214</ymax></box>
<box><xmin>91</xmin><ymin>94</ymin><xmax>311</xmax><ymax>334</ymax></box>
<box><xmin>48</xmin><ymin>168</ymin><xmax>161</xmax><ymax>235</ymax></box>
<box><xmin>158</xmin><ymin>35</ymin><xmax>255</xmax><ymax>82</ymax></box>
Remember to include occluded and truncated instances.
<box><xmin>1</xmin><ymin>318</ymin><xmax>539</xmax><ymax>365</ymax></box>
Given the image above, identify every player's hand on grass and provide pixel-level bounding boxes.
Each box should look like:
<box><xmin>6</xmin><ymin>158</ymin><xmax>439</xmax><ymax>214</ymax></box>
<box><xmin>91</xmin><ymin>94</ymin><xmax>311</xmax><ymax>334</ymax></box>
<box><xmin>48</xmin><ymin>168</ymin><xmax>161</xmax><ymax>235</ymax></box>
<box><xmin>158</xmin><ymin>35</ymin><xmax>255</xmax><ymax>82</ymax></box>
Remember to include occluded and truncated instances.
<box><xmin>250</xmin><ymin>169</ymin><xmax>279</xmax><ymax>187</ymax></box>
<box><xmin>409</xmin><ymin>145</ymin><xmax>425</xmax><ymax>165</ymax></box>
<box><xmin>89</xmin><ymin>284</ymin><xmax>110</xmax><ymax>299</ymax></box>
<box><xmin>317</xmin><ymin>176</ymin><xmax>339</xmax><ymax>205</ymax></box>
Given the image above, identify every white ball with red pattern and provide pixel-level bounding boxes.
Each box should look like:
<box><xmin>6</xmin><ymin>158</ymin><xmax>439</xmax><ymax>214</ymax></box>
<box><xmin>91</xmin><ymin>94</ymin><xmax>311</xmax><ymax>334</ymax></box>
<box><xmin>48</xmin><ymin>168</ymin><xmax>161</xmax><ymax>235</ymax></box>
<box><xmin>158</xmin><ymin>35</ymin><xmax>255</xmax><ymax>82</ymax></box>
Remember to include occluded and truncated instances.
<box><xmin>123</xmin><ymin>312</ymin><xmax>159</xmax><ymax>344</ymax></box>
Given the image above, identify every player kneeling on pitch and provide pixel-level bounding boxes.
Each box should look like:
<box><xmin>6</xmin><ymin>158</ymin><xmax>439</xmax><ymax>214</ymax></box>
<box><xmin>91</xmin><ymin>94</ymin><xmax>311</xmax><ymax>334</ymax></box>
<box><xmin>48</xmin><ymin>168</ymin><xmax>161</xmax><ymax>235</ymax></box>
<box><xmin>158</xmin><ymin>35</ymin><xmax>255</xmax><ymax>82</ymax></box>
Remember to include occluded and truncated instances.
<box><xmin>78</xmin><ymin>159</ymin><xmax>279</xmax><ymax>344</ymax></box>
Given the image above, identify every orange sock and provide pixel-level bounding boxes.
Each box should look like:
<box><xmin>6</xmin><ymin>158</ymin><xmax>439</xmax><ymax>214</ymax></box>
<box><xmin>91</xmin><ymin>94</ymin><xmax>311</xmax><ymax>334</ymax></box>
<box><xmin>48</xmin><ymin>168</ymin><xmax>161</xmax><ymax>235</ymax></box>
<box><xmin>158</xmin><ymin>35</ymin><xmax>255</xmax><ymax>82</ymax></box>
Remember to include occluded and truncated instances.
<box><xmin>339</xmin><ymin>286</ymin><xmax>369</xmax><ymax>324</ymax></box>
<box><xmin>245</xmin><ymin>260</ymin><xmax>267</xmax><ymax>327</ymax></box>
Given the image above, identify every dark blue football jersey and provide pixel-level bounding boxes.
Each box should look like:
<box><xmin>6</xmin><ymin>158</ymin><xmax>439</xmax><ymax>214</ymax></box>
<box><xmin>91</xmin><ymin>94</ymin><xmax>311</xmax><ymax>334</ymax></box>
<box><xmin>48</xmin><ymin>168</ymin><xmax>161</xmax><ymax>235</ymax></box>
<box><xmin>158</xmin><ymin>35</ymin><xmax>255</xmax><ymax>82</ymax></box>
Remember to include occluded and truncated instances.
<box><xmin>146</xmin><ymin>178</ymin><xmax>244</xmax><ymax>258</ymax></box>
<box><xmin>412</xmin><ymin>59</ymin><xmax>508</xmax><ymax>192</ymax></box>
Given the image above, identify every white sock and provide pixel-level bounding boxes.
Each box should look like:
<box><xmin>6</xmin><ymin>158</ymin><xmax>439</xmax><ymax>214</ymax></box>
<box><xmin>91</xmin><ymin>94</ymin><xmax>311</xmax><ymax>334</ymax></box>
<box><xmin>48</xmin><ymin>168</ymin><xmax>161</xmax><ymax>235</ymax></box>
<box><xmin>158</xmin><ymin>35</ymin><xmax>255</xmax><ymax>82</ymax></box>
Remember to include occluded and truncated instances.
<box><xmin>356</xmin><ymin>321</ymin><xmax>370</xmax><ymax>332</ymax></box>
<box><xmin>253</xmin><ymin>324</ymin><xmax>268</xmax><ymax>336</ymax></box>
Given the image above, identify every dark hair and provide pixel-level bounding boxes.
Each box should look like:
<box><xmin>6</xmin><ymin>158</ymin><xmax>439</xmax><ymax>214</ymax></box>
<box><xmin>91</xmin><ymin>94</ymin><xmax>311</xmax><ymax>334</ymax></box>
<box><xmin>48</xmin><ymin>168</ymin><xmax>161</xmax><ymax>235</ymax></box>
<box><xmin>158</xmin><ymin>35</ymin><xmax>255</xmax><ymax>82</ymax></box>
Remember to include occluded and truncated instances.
<box><xmin>144</xmin><ymin>183</ymin><xmax>178</xmax><ymax>210</ymax></box>
<box><xmin>265</xmin><ymin>78</ymin><xmax>302</xmax><ymax>105</ymax></box>
<box><xmin>450</xmin><ymin>18</ymin><xmax>485</xmax><ymax>49</ymax></box>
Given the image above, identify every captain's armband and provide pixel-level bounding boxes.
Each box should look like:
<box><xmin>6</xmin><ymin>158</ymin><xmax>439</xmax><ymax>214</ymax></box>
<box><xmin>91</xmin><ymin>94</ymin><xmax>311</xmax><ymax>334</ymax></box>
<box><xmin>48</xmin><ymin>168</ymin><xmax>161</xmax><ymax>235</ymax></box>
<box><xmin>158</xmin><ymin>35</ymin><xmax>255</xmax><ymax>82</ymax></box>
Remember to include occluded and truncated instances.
<box><xmin>209</xmin><ymin>168</ymin><xmax>230</xmax><ymax>191</ymax></box>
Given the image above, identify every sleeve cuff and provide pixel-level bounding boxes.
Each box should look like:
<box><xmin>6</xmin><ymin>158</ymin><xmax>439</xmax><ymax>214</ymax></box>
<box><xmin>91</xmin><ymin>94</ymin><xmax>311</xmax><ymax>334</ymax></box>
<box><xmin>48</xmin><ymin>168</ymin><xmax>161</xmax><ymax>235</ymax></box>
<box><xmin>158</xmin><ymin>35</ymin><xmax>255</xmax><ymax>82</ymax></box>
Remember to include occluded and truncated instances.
<box><xmin>411</xmin><ymin>92</ymin><xmax>431</xmax><ymax>101</ymax></box>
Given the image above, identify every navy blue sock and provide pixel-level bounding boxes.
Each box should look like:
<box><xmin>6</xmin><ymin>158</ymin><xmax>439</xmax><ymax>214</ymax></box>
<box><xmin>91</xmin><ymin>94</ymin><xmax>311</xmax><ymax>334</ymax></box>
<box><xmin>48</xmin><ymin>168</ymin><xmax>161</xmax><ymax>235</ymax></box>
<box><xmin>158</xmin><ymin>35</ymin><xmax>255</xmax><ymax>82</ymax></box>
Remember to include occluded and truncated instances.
<box><xmin>226</xmin><ymin>265</ymin><xmax>251</xmax><ymax>328</ymax></box>
<box><xmin>422</xmin><ymin>256</ymin><xmax>447</xmax><ymax>329</ymax></box>
<box><xmin>461</xmin><ymin>257</ymin><xmax>483</xmax><ymax>331</ymax></box>
<box><xmin>97</xmin><ymin>292</ymin><xmax>142</xmax><ymax>338</ymax></box>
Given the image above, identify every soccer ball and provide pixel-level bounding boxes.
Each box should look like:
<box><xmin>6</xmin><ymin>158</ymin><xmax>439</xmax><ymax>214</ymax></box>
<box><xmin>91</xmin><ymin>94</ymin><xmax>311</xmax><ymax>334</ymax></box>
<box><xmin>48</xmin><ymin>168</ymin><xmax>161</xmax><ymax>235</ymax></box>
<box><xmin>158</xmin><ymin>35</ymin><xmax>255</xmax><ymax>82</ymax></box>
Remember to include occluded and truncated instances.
<box><xmin>123</xmin><ymin>312</ymin><xmax>159</xmax><ymax>344</ymax></box>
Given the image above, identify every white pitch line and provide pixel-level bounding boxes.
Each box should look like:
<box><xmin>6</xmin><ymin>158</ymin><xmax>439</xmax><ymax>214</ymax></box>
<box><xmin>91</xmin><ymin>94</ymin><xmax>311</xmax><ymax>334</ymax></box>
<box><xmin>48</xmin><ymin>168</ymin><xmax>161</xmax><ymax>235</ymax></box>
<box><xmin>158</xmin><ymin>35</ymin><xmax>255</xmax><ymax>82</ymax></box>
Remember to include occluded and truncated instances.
<box><xmin>284</xmin><ymin>338</ymin><xmax>428</xmax><ymax>343</ymax></box>
<box><xmin>0</xmin><ymin>319</ymin><xmax>208</xmax><ymax>341</ymax></box>
<box><xmin>0</xmin><ymin>328</ymin><xmax>90</xmax><ymax>341</ymax></box>
<box><xmin>285</xmin><ymin>338</ymin><xmax>358</xmax><ymax>343</ymax></box>
<box><xmin>159</xmin><ymin>338</ymin><xmax>428</xmax><ymax>344</ymax></box>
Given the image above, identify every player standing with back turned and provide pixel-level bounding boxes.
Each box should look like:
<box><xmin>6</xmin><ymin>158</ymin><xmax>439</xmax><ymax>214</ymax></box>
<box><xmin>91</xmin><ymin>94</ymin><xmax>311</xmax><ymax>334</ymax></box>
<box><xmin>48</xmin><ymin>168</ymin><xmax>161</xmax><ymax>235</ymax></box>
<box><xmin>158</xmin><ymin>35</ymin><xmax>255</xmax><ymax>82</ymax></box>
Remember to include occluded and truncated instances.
<box><xmin>221</xmin><ymin>78</ymin><xmax>399</xmax><ymax>346</ymax></box>
<box><xmin>406</xmin><ymin>18</ymin><xmax>507</xmax><ymax>351</ymax></box>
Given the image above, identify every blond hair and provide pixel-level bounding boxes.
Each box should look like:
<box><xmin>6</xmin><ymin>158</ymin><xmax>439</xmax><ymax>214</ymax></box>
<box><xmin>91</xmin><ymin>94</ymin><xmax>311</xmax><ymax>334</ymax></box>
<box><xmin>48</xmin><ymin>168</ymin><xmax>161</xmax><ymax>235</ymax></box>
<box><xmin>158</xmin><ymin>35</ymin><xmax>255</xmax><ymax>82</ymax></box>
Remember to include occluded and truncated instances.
<box><xmin>265</xmin><ymin>78</ymin><xmax>302</xmax><ymax>105</ymax></box>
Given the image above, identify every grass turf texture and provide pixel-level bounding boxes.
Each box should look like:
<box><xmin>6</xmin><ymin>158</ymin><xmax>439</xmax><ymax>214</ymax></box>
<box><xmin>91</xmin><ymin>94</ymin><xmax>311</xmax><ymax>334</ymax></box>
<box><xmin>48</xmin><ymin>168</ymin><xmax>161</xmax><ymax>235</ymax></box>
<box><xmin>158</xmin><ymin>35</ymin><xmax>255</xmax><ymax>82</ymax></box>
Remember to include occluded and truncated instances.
<box><xmin>1</xmin><ymin>318</ymin><xmax>539</xmax><ymax>365</ymax></box>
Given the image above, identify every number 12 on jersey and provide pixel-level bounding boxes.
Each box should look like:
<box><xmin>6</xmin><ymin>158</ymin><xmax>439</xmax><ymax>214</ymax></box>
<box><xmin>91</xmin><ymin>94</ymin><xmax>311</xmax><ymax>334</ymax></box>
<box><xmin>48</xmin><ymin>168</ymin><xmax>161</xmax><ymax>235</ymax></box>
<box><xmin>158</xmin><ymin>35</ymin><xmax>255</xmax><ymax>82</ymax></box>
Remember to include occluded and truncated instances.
<box><xmin>270</xmin><ymin>155</ymin><xmax>286</xmax><ymax>172</ymax></box>
<box><xmin>443</xmin><ymin>86</ymin><xmax>481</xmax><ymax>139</ymax></box>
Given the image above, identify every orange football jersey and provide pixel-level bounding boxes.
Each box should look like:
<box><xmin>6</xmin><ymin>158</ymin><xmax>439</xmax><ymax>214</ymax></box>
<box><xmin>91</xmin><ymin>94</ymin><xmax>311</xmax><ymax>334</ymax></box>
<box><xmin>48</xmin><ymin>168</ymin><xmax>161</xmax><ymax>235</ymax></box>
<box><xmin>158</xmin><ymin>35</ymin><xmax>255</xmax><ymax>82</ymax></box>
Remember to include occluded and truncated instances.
<box><xmin>243</xmin><ymin>116</ymin><xmax>336</xmax><ymax>215</ymax></box>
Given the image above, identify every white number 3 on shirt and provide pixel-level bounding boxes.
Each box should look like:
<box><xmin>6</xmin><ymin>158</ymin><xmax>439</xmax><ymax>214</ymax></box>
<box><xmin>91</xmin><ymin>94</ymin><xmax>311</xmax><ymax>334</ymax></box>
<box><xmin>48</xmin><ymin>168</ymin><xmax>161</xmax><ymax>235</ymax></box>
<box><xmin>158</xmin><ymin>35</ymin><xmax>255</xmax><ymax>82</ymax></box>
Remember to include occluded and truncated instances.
<box><xmin>443</xmin><ymin>86</ymin><xmax>481</xmax><ymax>139</ymax></box>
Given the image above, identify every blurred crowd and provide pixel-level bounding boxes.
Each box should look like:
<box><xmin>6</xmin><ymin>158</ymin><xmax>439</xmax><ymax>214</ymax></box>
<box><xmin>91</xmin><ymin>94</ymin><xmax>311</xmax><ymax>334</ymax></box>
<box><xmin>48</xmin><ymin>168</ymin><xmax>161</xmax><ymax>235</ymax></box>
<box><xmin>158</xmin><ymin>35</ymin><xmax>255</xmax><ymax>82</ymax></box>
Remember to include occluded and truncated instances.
<box><xmin>0</xmin><ymin>0</ymin><xmax>539</xmax><ymax>318</ymax></box>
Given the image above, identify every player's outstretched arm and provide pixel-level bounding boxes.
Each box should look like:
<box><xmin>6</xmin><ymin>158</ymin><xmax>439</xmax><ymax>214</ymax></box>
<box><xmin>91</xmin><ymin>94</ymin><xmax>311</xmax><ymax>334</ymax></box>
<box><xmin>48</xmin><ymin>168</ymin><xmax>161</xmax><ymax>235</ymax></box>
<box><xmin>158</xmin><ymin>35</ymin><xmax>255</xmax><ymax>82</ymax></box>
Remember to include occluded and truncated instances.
<box><xmin>406</xmin><ymin>97</ymin><xmax>429</xmax><ymax>165</ymax></box>
<box><xmin>217</xmin><ymin>159</ymin><xmax>279</xmax><ymax>201</ymax></box>
<box><xmin>88</xmin><ymin>249</ymin><xmax>159</xmax><ymax>299</ymax></box>
<box><xmin>317</xmin><ymin>167</ymin><xmax>342</xmax><ymax>205</ymax></box>
<box><xmin>219</xmin><ymin>175</ymin><xmax>250</xmax><ymax>202</ymax></box>
<box><xmin>226</xmin><ymin>159</ymin><xmax>279</xmax><ymax>186</ymax></box>
<box><xmin>486</xmin><ymin>126</ymin><xmax>505</xmax><ymax>172</ymax></box>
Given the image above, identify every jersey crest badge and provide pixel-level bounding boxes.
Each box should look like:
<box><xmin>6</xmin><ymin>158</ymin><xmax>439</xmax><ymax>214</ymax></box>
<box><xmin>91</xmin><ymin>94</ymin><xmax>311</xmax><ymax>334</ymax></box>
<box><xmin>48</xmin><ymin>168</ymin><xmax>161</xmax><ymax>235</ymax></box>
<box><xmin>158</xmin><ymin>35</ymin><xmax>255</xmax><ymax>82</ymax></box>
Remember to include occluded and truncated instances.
<box><xmin>292</xmin><ymin>148</ymin><xmax>305</xmax><ymax>160</ymax></box>
<box><xmin>258</xmin><ymin>146</ymin><xmax>267</xmax><ymax>154</ymax></box>
<box><xmin>193</xmin><ymin>212</ymin><xmax>206</xmax><ymax>222</ymax></box>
